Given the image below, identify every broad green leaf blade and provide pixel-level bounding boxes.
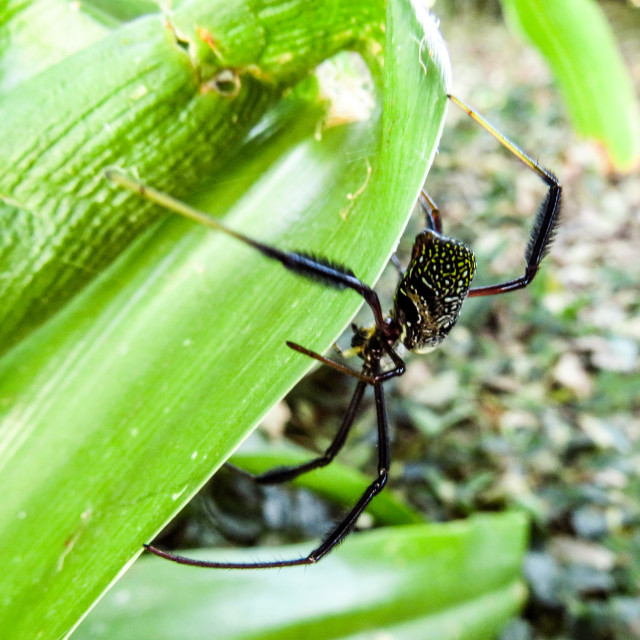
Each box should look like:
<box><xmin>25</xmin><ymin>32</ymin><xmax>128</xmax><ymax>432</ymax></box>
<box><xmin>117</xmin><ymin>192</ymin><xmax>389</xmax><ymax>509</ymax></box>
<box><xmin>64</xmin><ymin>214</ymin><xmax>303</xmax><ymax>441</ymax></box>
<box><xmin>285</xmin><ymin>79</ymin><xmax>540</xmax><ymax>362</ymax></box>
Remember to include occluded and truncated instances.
<box><xmin>75</xmin><ymin>514</ymin><xmax>528</xmax><ymax>640</ymax></box>
<box><xmin>500</xmin><ymin>0</ymin><xmax>640</xmax><ymax>172</ymax></box>
<box><xmin>0</xmin><ymin>1</ymin><xmax>451</xmax><ymax>638</ymax></box>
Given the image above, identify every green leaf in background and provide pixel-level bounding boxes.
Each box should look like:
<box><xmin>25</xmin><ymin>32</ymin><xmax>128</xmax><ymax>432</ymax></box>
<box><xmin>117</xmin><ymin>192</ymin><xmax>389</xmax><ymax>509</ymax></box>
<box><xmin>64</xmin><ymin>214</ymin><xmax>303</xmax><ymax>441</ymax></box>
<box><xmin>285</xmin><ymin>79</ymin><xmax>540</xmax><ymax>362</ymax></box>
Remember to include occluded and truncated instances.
<box><xmin>0</xmin><ymin>0</ymin><xmax>462</xmax><ymax>638</ymax></box>
<box><xmin>500</xmin><ymin>0</ymin><xmax>640</xmax><ymax>172</ymax></box>
<box><xmin>75</xmin><ymin>514</ymin><xmax>529</xmax><ymax>640</ymax></box>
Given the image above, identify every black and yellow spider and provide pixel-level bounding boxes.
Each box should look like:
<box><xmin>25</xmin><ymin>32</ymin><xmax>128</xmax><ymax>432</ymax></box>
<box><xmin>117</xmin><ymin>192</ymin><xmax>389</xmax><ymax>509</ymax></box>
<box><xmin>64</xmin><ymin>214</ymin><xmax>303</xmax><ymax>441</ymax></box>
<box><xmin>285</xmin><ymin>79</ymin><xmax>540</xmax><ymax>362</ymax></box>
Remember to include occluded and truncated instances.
<box><xmin>107</xmin><ymin>93</ymin><xmax>561</xmax><ymax>569</ymax></box>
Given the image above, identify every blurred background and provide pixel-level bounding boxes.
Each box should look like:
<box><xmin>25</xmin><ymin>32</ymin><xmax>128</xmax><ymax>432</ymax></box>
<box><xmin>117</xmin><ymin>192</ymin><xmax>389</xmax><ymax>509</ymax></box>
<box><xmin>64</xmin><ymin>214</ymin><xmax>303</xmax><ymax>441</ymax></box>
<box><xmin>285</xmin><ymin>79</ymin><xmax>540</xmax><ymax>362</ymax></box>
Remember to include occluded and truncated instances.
<box><xmin>153</xmin><ymin>1</ymin><xmax>640</xmax><ymax>638</ymax></box>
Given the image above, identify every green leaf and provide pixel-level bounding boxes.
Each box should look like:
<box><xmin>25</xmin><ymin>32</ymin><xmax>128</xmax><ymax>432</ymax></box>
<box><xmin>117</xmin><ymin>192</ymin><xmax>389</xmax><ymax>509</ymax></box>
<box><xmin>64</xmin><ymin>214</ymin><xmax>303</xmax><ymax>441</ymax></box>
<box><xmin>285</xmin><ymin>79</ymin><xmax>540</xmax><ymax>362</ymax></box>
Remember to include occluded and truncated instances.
<box><xmin>0</xmin><ymin>1</ymin><xmax>453</xmax><ymax>638</ymax></box>
<box><xmin>500</xmin><ymin>0</ymin><xmax>640</xmax><ymax>172</ymax></box>
<box><xmin>75</xmin><ymin>514</ymin><xmax>529</xmax><ymax>640</ymax></box>
<box><xmin>0</xmin><ymin>0</ymin><xmax>117</xmax><ymax>92</ymax></box>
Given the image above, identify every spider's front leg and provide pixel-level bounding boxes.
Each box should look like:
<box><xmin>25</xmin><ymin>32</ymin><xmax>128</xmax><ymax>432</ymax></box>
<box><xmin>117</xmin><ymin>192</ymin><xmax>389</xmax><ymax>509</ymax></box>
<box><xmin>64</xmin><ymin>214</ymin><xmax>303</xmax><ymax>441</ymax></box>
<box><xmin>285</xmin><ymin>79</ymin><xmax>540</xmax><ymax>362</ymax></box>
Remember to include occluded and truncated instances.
<box><xmin>106</xmin><ymin>169</ymin><xmax>393</xmax><ymax>330</ymax></box>
<box><xmin>446</xmin><ymin>95</ymin><xmax>562</xmax><ymax>298</ymax></box>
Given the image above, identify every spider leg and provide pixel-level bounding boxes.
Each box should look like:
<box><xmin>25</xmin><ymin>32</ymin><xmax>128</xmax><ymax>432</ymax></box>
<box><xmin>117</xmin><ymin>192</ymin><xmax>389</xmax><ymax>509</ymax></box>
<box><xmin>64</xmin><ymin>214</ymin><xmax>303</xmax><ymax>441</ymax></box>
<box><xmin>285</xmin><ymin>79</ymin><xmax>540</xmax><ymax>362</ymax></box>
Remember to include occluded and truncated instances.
<box><xmin>298</xmin><ymin>373</ymin><xmax>390</xmax><ymax>564</ymax></box>
<box><xmin>249</xmin><ymin>380</ymin><xmax>367</xmax><ymax>485</ymax></box>
<box><xmin>105</xmin><ymin>169</ymin><xmax>388</xmax><ymax>332</ymax></box>
<box><xmin>246</xmin><ymin>338</ymin><xmax>404</xmax><ymax>483</ymax></box>
<box><xmin>389</xmin><ymin>253</ymin><xmax>404</xmax><ymax>277</ymax></box>
<box><xmin>286</xmin><ymin>341</ymin><xmax>405</xmax><ymax>383</ymax></box>
<box><xmin>144</xmin><ymin>360</ymin><xmax>391</xmax><ymax>569</ymax></box>
<box><xmin>419</xmin><ymin>189</ymin><xmax>443</xmax><ymax>234</ymax></box>
<box><xmin>109</xmin><ymin>169</ymin><xmax>404</xmax><ymax>568</ymax></box>
<box><xmin>446</xmin><ymin>95</ymin><xmax>562</xmax><ymax>298</ymax></box>
<box><xmin>391</xmin><ymin>190</ymin><xmax>442</xmax><ymax>279</ymax></box>
<box><xmin>247</xmin><ymin>334</ymin><xmax>406</xmax><ymax>484</ymax></box>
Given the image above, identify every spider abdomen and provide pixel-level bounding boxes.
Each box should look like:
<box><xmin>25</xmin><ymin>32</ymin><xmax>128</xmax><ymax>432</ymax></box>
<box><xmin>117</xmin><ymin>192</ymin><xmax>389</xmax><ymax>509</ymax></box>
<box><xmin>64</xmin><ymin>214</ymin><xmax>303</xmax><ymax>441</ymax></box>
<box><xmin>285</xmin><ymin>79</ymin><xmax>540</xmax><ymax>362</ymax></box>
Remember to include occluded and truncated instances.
<box><xmin>393</xmin><ymin>230</ymin><xmax>476</xmax><ymax>353</ymax></box>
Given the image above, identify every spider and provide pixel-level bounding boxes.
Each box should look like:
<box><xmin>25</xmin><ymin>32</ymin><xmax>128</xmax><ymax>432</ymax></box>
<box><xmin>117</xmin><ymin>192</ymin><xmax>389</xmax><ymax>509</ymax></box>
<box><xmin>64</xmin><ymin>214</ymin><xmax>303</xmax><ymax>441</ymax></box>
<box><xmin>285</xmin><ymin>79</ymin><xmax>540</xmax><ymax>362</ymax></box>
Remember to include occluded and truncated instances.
<box><xmin>106</xmin><ymin>93</ymin><xmax>561</xmax><ymax>569</ymax></box>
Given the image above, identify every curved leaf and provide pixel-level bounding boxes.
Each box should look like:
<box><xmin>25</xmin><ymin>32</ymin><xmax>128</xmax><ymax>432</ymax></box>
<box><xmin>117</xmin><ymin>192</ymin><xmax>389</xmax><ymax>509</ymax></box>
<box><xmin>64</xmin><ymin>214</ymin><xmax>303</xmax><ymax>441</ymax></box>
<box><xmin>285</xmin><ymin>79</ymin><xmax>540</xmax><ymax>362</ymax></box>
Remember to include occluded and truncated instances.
<box><xmin>0</xmin><ymin>1</ymin><xmax>451</xmax><ymax>638</ymax></box>
<box><xmin>500</xmin><ymin>0</ymin><xmax>640</xmax><ymax>172</ymax></box>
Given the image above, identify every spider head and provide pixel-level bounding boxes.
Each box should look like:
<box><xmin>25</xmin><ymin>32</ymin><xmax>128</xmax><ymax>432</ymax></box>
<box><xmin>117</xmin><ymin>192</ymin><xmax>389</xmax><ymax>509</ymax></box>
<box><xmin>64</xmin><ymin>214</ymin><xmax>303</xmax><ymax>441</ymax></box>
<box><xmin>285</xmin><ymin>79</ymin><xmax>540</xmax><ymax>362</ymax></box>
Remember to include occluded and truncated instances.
<box><xmin>392</xmin><ymin>230</ymin><xmax>476</xmax><ymax>353</ymax></box>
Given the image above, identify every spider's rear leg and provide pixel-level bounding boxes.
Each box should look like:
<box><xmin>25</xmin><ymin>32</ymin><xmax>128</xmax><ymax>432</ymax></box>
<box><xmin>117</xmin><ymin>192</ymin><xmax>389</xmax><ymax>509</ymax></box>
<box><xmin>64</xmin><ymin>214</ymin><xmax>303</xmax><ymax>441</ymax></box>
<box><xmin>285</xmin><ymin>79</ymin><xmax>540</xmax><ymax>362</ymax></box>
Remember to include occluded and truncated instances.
<box><xmin>390</xmin><ymin>189</ymin><xmax>443</xmax><ymax>279</ymax></box>
<box><xmin>144</xmin><ymin>361</ymin><xmax>393</xmax><ymax>569</ymax></box>
<box><xmin>246</xmin><ymin>380</ymin><xmax>367</xmax><ymax>486</ymax></box>
<box><xmin>419</xmin><ymin>189</ymin><xmax>443</xmax><ymax>234</ymax></box>
<box><xmin>447</xmin><ymin>95</ymin><xmax>562</xmax><ymax>298</ymax></box>
<box><xmin>247</xmin><ymin>340</ymin><xmax>404</xmax><ymax>485</ymax></box>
